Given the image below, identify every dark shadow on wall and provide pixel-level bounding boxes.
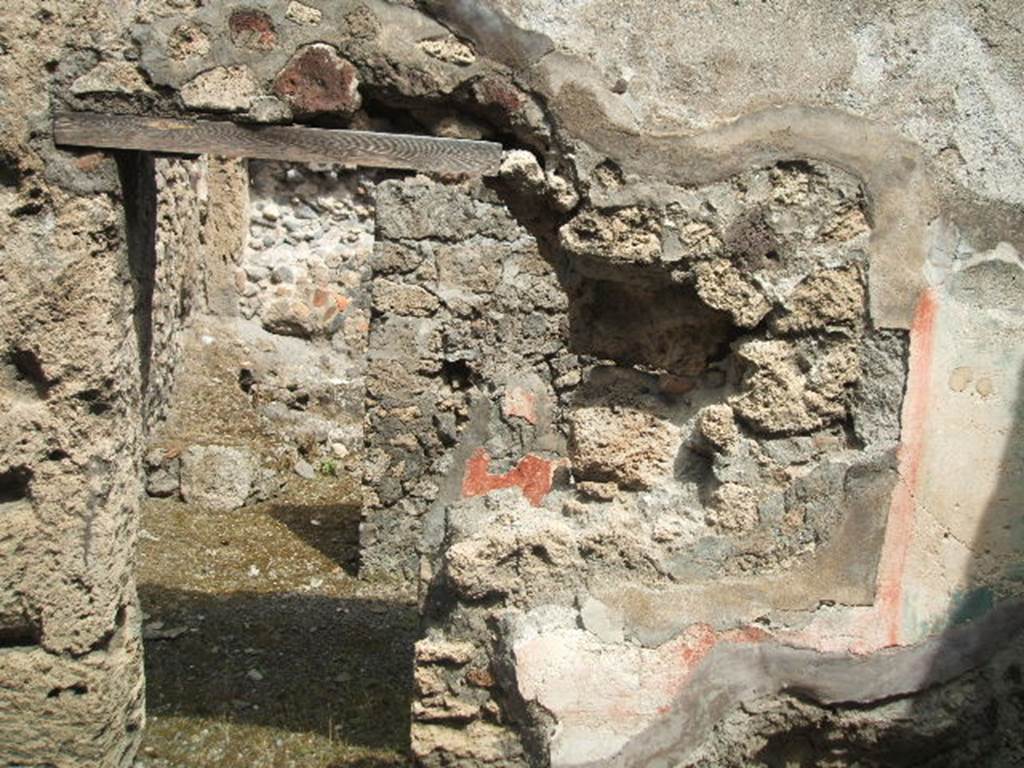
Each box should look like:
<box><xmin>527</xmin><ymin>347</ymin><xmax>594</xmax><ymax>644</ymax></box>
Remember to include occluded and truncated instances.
<box><xmin>116</xmin><ymin>150</ymin><xmax>157</xmax><ymax>394</ymax></box>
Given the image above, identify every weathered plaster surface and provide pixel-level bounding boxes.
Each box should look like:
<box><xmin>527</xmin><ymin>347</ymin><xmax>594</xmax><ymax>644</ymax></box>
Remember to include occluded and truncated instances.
<box><xmin>494</xmin><ymin>0</ymin><xmax>1024</xmax><ymax>212</ymax></box>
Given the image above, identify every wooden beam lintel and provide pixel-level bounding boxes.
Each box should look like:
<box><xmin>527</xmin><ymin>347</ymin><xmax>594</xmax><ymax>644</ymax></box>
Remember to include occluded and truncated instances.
<box><xmin>53</xmin><ymin>112</ymin><xmax>503</xmax><ymax>176</ymax></box>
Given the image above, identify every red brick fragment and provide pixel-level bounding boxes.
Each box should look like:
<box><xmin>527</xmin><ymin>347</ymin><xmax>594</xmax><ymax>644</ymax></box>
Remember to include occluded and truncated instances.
<box><xmin>273</xmin><ymin>44</ymin><xmax>361</xmax><ymax>118</ymax></box>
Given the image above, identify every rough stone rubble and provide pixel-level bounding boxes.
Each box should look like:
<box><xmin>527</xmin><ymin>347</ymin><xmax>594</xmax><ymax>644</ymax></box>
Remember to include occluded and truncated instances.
<box><xmin>1</xmin><ymin>0</ymin><xmax>1023</xmax><ymax>766</ymax></box>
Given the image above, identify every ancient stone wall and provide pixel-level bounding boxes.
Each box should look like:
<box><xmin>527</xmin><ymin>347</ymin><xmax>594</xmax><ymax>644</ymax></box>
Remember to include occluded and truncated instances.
<box><xmin>2</xmin><ymin>0</ymin><xmax>1023</xmax><ymax>766</ymax></box>
<box><xmin>402</xmin><ymin>155</ymin><xmax>916</xmax><ymax>766</ymax></box>
<box><xmin>360</xmin><ymin>175</ymin><xmax>568</xmax><ymax>579</ymax></box>
<box><xmin>0</xmin><ymin>179</ymin><xmax>148</xmax><ymax>765</ymax></box>
<box><xmin>0</xmin><ymin>148</ymin><xmax>212</xmax><ymax>764</ymax></box>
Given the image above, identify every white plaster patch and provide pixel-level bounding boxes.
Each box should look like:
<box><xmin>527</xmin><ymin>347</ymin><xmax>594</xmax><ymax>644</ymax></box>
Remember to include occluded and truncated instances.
<box><xmin>900</xmin><ymin>250</ymin><xmax>1024</xmax><ymax>642</ymax></box>
<box><xmin>927</xmin><ymin>21</ymin><xmax>1024</xmax><ymax>205</ymax></box>
<box><xmin>511</xmin><ymin>610</ymin><xmax>722</xmax><ymax>766</ymax></box>
<box><xmin>851</xmin><ymin>26</ymin><xmax>886</xmax><ymax>93</ymax></box>
<box><xmin>285</xmin><ymin>0</ymin><xmax>322</xmax><ymax>25</ymax></box>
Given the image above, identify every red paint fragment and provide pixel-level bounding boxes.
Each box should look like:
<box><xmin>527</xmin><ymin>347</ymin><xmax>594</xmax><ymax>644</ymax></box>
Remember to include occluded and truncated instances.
<box><xmin>503</xmin><ymin>386</ymin><xmax>538</xmax><ymax>425</ymax></box>
<box><xmin>461</xmin><ymin>448</ymin><xmax>560</xmax><ymax>506</ymax></box>
<box><xmin>871</xmin><ymin>288</ymin><xmax>939</xmax><ymax>648</ymax></box>
<box><xmin>723</xmin><ymin>625</ymin><xmax>771</xmax><ymax>644</ymax></box>
<box><xmin>655</xmin><ymin>621</ymin><xmax>774</xmax><ymax>713</ymax></box>
<box><xmin>676</xmin><ymin>623</ymin><xmax>718</xmax><ymax>669</ymax></box>
<box><xmin>674</xmin><ymin>623</ymin><xmax>769</xmax><ymax>673</ymax></box>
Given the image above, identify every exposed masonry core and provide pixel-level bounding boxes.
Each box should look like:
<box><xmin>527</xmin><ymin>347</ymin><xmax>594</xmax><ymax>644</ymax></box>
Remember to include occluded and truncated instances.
<box><xmin>361</xmin><ymin>158</ymin><xmax>898</xmax><ymax>584</ymax></box>
<box><xmin>387</xmin><ymin>158</ymin><xmax>918</xmax><ymax>765</ymax></box>
<box><xmin>3</xmin><ymin>0</ymin><xmax>1023</xmax><ymax>766</ymax></box>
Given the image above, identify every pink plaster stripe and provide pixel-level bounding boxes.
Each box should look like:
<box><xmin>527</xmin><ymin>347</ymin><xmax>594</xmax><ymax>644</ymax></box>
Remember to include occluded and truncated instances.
<box><xmin>865</xmin><ymin>288</ymin><xmax>939</xmax><ymax>649</ymax></box>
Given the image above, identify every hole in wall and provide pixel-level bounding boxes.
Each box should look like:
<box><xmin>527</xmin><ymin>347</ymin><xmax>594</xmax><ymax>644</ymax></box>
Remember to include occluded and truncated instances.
<box><xmin>284</xmin><ymin>385</ymin><xmax>309</xmax><ymax>411</ymax></box>
<box><xmin>0</xmin><ymin>465</ymin><xmax>32</xmax><ymax>505</ymax></box>
<box><xmin>568</xmin><ymin>278</ymin><xmax>738</xmax><ymax>378</ymax></box>
<box><xmin>237</xmin><ymin>367</ymin><xmax>255</xmax><ymax>395</ymax></box>
<box><xmin>1007</xmin><ymin>664</ymin><xmax>1022</xmax><ymax>685</ymax></box>
<box><xmin>0</xmin><ymin>625</ymin><xmax>41</xmax><ymax>648</ymax></box>
<box><xmin>441</xmin><ymin>358</ymin><xmax>475</xmax><ymax>390</ymax></box>
<box><xmin>6</xmin><ymin>348</ymin><xmax>56</xmax><ymax>399</ymax></box>
<box><xmin>10</xmin><ymin>188</ymin><xmax>45</xmax><ymax>218</ymax></box>
<box><xmin>47</xmin><ymin>684</ymin><xmax>89</xmax><ymax>698</ymax></box>
<box><xmin>0</xmin><ymin>466</ymin><xmax>37</xmax><ymax>647</ymax></box>
<box><xmin>75</xmin><ymin>388</ymin><xmax>113</xmax><ymax>415</ymax></box>
<box><xmin>0</xmin><ymin>149</ymin><xmax>22</xmax><ymax>188</ymax></box>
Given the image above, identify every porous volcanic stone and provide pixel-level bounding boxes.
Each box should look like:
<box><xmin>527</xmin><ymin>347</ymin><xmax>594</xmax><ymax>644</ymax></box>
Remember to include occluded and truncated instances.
<box><xmin>272</xmin><ymin>44</ymin><xmax>361</xmax><ymax>119</ymax></box>
<box><xmin>180</xmin><ymin>65</ymin><xmax>260</xmax><ymax>112</ymax></box>
<box><xmin>180</xmin><ymin>445</ymin><xmax>257</xmax><ymax>510</ymax></box>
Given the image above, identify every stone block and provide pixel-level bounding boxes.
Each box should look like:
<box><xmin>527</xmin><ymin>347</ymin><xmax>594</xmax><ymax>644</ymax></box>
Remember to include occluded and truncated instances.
<box><xmin>273</xmin><ymin>44</ymin><xmax>361</xmax><ymax>118</ymax></box>
<box><xmin>180</xmin><ymin>445</ymin><xmax>257</xmax><ymax>510</ymax></box>
<box><xmin>180</xmin><ymin>65</ymin><xmax>260</xmax><ymax>112</ymax></box>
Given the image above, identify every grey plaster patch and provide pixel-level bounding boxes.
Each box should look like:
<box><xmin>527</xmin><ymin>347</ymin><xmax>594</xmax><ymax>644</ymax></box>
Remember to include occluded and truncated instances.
<box><xmin>579</xmin><ymin>596</ymin><xmax>624</xmax><ymax>644</ymax></box>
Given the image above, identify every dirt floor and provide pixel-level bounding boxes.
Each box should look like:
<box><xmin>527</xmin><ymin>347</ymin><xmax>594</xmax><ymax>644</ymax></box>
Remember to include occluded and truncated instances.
<box><xmin>132</xmin><ymin>476</ymin><xmax>416</xmax><ymax>768</ymax></box>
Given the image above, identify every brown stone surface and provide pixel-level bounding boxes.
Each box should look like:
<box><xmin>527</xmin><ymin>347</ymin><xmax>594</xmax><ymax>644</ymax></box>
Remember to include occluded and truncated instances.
<box><xmin>560</xmin><ymin>206</ymin><xmax>662</xmax><ymax>266</ymax></box>
<box><xmin>273</xmin><ymin>44</ymin><xmax>362</xmax><ymax>119</ymax></box>
<box><xmin>774</xmin><ymin>265</ymin><xmax>866</xmax><ymax>334</ymax></box>
<box><xmin>730</xmin><ymin>339</ymin><xmax>860</xmax><ymax>436</ymax></box>
<box><xmin>569</xmin><ymin>405</ymin><xmax>680</xmax><ymax>490</ymax></box>
<box><xmin>229</xmin><ymin>8</ymin><xmax>277</xmax><ymax>51</ymax></box>
<box><xmin>180</xmin><ymin>65</ymin><xmax>260</xmax><ymax>112</ymax></box>
<box><xmin>693</xmin><ymin>258</ymin><xmax>771</xmax><ymax>328</ymax></box>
